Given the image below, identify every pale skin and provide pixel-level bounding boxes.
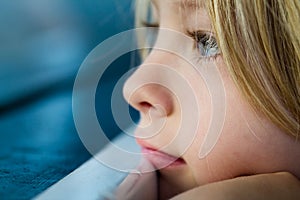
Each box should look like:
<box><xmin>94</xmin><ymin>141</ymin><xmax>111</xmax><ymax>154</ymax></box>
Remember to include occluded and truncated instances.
<box><xmin>122</xmin><ymin>0</ymin><xmax>300</xmax><ymax>199</ymax></box>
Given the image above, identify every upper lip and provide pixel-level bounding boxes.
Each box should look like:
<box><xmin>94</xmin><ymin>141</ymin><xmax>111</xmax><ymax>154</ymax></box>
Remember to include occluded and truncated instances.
<box><xmin>136</xmin><ymin>139</ymin><xmax>157</xmax><ymax>150</ymax></box>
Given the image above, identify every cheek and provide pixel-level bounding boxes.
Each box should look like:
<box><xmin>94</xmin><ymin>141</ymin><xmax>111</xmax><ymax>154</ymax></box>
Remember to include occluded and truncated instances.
<box><xmin>184</xmin><ymin>107</ymin><xmax>260</xmax><ymax>186</ymax></box>
<box><xmin>184</xmin><ymin>67</ymin><xmax>289</xmax><ymax>185</ymax></box>
<box><xmin>172</xmin><ymin>66</ymin><xmax>214</xmax><ymax>155</ymax></box>
<box><xmin>182</xmin><ymin>62</ymin><xmax>266</xmax><ymax>184</ymax></box>
<box><xmin>151</xmin><ymin>58</ymin><xmax>299</xmax><ymax>186</ymax></box>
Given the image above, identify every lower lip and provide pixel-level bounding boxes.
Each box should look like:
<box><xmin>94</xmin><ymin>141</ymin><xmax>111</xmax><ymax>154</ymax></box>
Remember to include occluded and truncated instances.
<box><xmin>141</xmin><ymin>147</ymin><xmax>186</xmax><ymax>169</ymax></box>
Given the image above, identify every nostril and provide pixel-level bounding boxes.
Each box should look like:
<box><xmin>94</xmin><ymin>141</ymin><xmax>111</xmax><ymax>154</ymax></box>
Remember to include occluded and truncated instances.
<box><xmin>124</xmin><ymin>81</ymin><xmax>174</xmax><ymax>117</ymax></box>
<box><xmin>139</xmin><ymin>102</ymin><xmax>152</xmax><ymax>113</ymax></box>
<box><xmin>140</xmin><ymin>102</ymin><xmax>152</xmax><ymax>108</ymax></box>
<box><xmin>139</xmin><ymin>102</ymin><xmax>166</xmax><ymax>117</ymax></box>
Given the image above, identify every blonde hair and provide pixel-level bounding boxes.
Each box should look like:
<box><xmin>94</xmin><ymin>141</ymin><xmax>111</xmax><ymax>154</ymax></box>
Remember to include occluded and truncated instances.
<box><xmin>207</xmin><ymin>0</ymin><xmax>299</xmax><ymax>139</ymax></box>
<box><xmin>135</xmin><ymin>0</ymin><xmax>300</xmax><ymax>139</ymax></box>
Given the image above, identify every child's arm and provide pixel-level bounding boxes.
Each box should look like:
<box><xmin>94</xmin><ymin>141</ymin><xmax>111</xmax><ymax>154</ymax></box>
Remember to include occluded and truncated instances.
<box><xmin>171</xmin><ymin>172</ymin><xmax>300</xmax><ymax>200</ymax></box>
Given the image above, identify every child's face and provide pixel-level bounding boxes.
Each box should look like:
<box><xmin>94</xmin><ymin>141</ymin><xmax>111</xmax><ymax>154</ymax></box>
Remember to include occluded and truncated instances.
<box><xmin>123</xmin><ymin>0</ymin><xmax>299</xmax><ymax>192</ymax></box>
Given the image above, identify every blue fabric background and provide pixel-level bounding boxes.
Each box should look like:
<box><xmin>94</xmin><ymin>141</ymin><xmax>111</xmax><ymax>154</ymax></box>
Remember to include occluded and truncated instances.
<box><xmin>0</xmin><ymin>0</ymin><xmax>139</xmax><ymax>199</ymax></box>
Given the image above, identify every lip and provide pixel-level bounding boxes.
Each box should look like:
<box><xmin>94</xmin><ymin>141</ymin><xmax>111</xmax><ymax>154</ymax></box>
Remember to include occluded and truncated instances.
<box><xmin>137</xmin><ymin>139</ymin><xmax>186</xmax><ymax>169</ymax></box>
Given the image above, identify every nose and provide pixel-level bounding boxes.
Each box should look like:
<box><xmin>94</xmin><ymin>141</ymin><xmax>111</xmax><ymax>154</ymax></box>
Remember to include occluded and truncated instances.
<box><xmin>123</xmin><ymin>65</ymin><xmax>175</xmax><ymax>118</ymax></box>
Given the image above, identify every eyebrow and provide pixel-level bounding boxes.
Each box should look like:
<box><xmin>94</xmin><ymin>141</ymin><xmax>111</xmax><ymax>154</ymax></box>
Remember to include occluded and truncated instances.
<box><xmin>171</xmin><ymin>0</ymin><xmax>206</xmax><ymax>9</ymax></box>
<box><xmin>152</xmin><ymin>0</ymin><xmax>206</xmax><ymax>10</ymax></box>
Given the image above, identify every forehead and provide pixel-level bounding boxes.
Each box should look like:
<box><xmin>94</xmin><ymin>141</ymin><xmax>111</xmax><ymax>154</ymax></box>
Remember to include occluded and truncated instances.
<box><xmin>150</xmin><ymin>0</ymin><xmax>211</xmax><ymax>31</ymax></box>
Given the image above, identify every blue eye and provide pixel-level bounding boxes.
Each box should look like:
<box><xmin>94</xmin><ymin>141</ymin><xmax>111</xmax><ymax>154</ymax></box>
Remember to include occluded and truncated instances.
<box><xmin>189</xmin><ymin>31</ymin><xmax>220</xmax><ymax>59</ymax></box>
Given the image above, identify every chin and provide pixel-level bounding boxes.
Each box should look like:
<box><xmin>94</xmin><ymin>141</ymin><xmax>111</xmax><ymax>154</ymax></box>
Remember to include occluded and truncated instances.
<box><xmin>158</xmin><ymin>164</ymin><xmax>198</xmax><ymax>199</ymax></box>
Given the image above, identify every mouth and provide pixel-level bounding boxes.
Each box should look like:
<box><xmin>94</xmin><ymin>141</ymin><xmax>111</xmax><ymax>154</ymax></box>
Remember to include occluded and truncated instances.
<box><xmin>137</xmin><ymin>139</ymin><xmax>186</xmax><ymax>169</ymax></box>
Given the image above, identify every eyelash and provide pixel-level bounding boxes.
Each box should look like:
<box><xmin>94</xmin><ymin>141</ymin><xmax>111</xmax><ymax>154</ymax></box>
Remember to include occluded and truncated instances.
<box><xmin>141</xmin><ymin>21</ymin><xmax>221</xmax><ymax>62</ymax></box>
<box><xmin>187</xmin><ymin>31</ymin><xmax>221</xmax><ymax>62</ymax></box>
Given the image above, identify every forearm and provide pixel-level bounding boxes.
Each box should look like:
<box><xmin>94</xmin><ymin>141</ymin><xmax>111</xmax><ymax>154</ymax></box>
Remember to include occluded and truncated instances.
<box><xmin>171</xmin><ymin>172</ymin><xmax>300</xmax><ymax>200</ymax></box>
